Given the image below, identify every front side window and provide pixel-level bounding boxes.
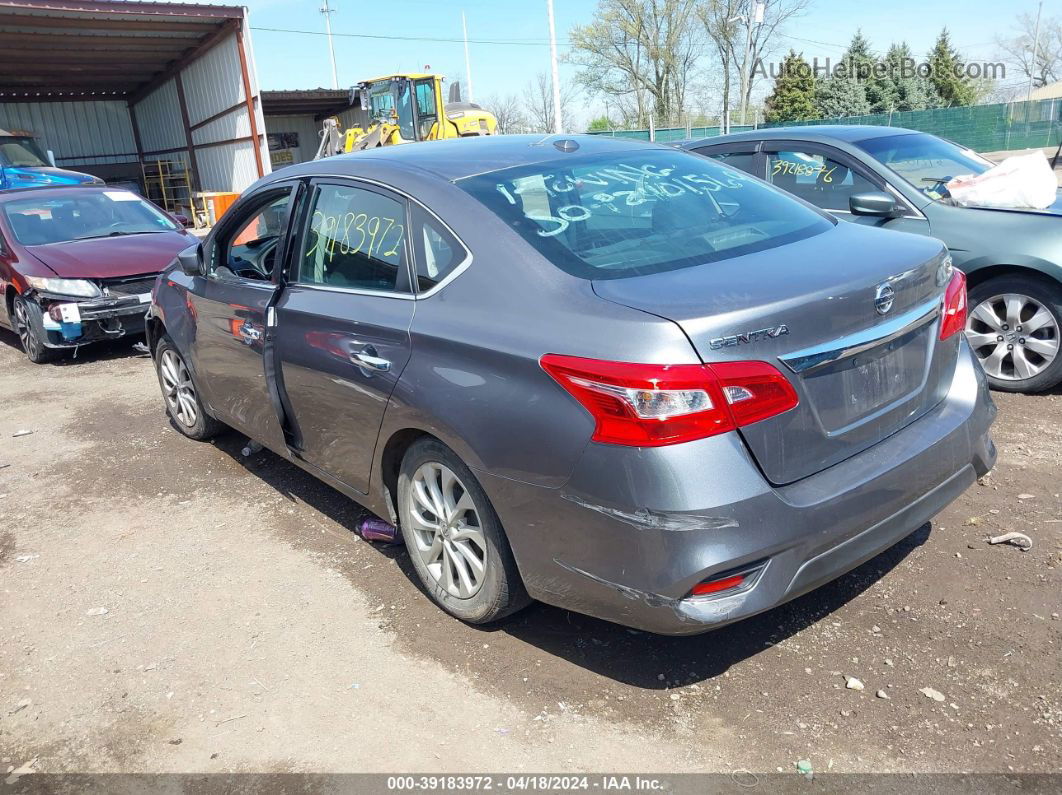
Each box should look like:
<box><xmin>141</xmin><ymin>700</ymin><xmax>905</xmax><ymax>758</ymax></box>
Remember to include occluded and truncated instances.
<box><xmin>2</xmin><ymin>190</ymin><xmax>179</xmax><ymax>246</ymax></box>
<box><xmin>213</xmin><ymin>192</ymin><xmax>290</xmax><ymax>281</ymax></box>
<box><xmin>857</xmin><ymin>132</ymin><xmax>994</xmax><ymax>200</ymax></box>
<box><xmin>458</xmin><ymin>149</ymin><xmax>831</xmax><ymax>280</ymax></box>
<box><xmin>767</xmin><ymin>150</ymin><xmax>878</xmax><ymax>211</ymax></box>
<box><xmin>298</xmin><ymin>183</ymin><xmax>407</xmax><ymax>292</ymax></box>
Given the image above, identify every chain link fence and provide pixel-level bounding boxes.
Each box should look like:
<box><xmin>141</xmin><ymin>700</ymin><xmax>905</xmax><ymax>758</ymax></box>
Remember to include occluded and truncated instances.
<box><xmin>590</xmin><ymin>98</ymin><xmax>1062</xmax><ymax>153</ymax></box>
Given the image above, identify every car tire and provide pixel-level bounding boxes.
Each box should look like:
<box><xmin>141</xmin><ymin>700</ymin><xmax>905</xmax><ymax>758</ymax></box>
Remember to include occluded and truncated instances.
<box><xmin>966</xmin><ymin>273</ymin><xmax>1062</xmax><ymax>393</ymax></box>
<box><xmin>154</xmin><ymin>334</ymin><xmax>224</xmax><ymax>440</ymax></box>
<box><xmin>12</xmin><ymin>295</ymin><xmax>57</xmax><ymax>364</ymax></box>
<box><xmin>397</xmin><ymin>438</ymin><xmax>531</xmax><ymax>624</ymax></box>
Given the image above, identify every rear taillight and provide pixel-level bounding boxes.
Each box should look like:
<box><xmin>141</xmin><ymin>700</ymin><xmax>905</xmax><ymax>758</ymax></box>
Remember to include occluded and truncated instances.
<box><xmin>540</xmin><ymin>354</ymin><xmax>798</xmax><ymax>447</ymax></box>
<box><xmin>939</xmin><ymin>269</ymin><xmax>967</xmax><ymax>340</ymax></box>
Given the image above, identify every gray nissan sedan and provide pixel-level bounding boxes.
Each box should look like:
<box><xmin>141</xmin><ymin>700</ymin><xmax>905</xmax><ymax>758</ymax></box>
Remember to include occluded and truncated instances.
<box><xmin>147</xmin><ymin>135</ymin><xmax>996</xmax><ymax>635</ymax></box>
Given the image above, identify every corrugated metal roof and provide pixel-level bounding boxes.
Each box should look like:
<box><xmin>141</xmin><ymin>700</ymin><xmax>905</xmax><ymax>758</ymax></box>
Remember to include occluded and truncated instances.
<box><xmin>0</xmin><ymin>0</ymin><xmax>245</xmax><ymax>99</ymax></box>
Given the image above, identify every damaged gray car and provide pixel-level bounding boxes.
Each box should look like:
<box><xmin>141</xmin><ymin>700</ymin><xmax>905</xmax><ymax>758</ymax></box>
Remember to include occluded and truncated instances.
<box><xmin>147</xmin><ymin>135</ymin><xmax>996</xmax><ymax>634</ymax></box>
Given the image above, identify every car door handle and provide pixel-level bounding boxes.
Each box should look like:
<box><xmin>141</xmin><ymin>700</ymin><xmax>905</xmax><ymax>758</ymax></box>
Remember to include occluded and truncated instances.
<box><xmin>350</xmin><ymin>351</ymin><xmax>391</xmax><ymax>372</ymax></box>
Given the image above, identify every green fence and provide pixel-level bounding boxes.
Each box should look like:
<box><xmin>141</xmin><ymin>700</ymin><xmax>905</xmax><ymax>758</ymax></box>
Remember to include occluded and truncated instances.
<box><xmin>590</xmin><ymin>99</ymin><xmax>1062</xmax><ymax>153</ymax></box>
<box><xmin>590</xmin><ymin>124</ymin><xmax>755</xmax><ymax>142</ymax></box>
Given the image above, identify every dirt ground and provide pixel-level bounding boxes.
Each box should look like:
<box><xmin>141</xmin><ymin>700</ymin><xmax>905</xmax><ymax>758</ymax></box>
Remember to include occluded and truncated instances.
<box><xmin>0</xmin><ymin>330</ymin><xmax>1059</xmax><ymax>778</ymax></box>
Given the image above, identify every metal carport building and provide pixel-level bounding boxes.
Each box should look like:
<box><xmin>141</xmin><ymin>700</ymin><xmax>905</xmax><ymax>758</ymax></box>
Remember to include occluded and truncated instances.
<box><xmin>0</xmin><ymin>0</ymin><xmax>270</xmax><ymax>213</ymax></box>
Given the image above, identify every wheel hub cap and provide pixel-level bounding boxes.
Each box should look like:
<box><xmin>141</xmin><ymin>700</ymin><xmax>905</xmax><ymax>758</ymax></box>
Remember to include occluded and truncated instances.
<box><xmin>406</xmin><ymin>462</ymin><xmax>487</xmax><ymax>599</ymax></box>
<box><xmin>159</xmin><ymin>349</ymin><xmax>199</xmax><ymax>427</ymax></box>
<box><xmin>965</xmin><ymin>292</ymin><xmax>1058</xmax><ymax>381</ymax></box>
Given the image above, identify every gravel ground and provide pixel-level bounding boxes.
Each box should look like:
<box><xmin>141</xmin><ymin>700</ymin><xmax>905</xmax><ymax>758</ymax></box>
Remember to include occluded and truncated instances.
<box><xmin>0</xmin><ymin>331</ymin><xmax>1059</xmax><ymax>777</ymax></box>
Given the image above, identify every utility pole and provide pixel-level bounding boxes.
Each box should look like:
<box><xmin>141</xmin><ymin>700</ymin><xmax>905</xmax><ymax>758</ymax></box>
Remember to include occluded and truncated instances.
<box><xmin>462</xmin><ymin>11</ymin><xmax>474</xmax><ymax>102</ymax></box>
<box><xmin>320</xmin><ymin>0</ymin><xmax>339</xmax><ymax>90</ymax></box>
<box><xmin>546</xmin><ymin>0</ymin><xmax>563</xmax><ymax>133</ymax></box>
<box><xmin>1027</xmin><ymin>0</ymin><xmax>1044</xmax><ymax>102</ymax></box>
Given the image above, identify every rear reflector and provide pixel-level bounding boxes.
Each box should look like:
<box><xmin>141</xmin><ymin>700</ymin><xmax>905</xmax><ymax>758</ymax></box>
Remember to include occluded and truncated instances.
<box><xmin>540</xmin><ymin>355</ymin><xmax>798</xmax><ymax>447</ymax></box>
<box><xmin>690</xmin><ymin>574</ymin><xmax>746</xmax><ymax>596</ymax></box>
<box><xmin>939</xmin><ymin>269</ymin><xmax>967</xmax><ymax>340</ymax></box>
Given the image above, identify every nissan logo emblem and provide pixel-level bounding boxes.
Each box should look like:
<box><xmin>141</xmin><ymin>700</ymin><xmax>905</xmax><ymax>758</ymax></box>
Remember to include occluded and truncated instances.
<box><xmin>874</xmin><ymin>283</ymin><xmax>895</xmax><ymax>315</ymax></box>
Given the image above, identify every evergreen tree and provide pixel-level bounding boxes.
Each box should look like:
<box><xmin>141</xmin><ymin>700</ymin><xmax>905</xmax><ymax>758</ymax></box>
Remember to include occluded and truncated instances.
<box><xmin>765</xmin><ymin>51</ymin><xmax>817</xmax><ymax>123</ymax></box>
<box><xmin>839</xmin><ymin>30</ymin><xmax>875</xmax><ymax>81</ymax></box>
<box><xmin>813</xmin><ymin>76</ymin><xmax>871</xmax><ymax>118</ymax></box>
<box><xmin>882</xmin><ymin>43</ymin><xmax>940</xmax><ymax>111</ymax></box>
<box><xmin>836</xmin><ymin>31</ymin><xmax>896</xmax><ymax>112</ymax></box>
<box><xmin>927</xmin><ymin>28</ymin><xmax>976</xmax><ymax>107</ymax></box>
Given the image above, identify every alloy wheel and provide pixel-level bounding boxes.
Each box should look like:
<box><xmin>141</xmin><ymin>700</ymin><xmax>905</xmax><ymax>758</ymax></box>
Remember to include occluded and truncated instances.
<box><xmin>406</xmin><ymin>462</ymin><xmax>488</xmax><ymax>599</ymax></box>
<box><xmin>159</xmin><ymin>349</ymin><xmax>199</xmax><ymax>428</ymax></box>
<box><xmin>965</xmin><ymin>293</ymin><xmax>1059</xmax><ymax>381</ymax></box>
<box><xmin>13</xmin><ymin>299</ymin><xmax>40</xmax><ymax>358</ymax></box>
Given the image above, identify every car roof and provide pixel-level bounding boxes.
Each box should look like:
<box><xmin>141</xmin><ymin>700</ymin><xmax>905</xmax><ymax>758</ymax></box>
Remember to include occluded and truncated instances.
<box><xmin>684</xmin><ymin>125</ymin><xmax>922</xmax><ymax>147</ymax></box>
<box><xmin>278</xmin><ymin>134</ymin><xmax>665</xmax><ymax>183</ymax></box>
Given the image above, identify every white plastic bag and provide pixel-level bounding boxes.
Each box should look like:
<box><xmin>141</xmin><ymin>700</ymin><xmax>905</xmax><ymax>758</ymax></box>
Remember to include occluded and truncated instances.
<box><xmin>946</xmin><ymin>150</ymin><xmax>1058</xmax><ymax>210</ymax></box>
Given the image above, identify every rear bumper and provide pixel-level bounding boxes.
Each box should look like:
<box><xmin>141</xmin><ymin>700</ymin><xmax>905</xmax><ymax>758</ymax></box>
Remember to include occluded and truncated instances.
<box><xmin>478</xmin><ymin>341</ymin><xmax>996</xmax><ymax>635</ymax></box>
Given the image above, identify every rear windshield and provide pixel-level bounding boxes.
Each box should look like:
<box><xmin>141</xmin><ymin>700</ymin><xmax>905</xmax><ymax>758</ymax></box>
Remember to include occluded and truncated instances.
<box><xmin>457</xmin><ymin>148</ymin><xmax>832</xmax><ymax>280</ymax></box>
<box><xmin>2</xmin><ymin>190</ymin><xmax>178</xmax><ymax>245</ymax></box>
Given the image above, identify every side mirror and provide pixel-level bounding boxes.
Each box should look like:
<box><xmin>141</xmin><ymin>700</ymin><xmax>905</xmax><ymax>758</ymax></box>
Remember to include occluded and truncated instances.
<box><xmin>177</xmin><ymin>243</ymin><xmax>204</xmax><ymax>277</ymax></box>
<box><xmin>849</xmin><ymin>191</ymin><xmax>901</xmax><ymax>217</ymax></box>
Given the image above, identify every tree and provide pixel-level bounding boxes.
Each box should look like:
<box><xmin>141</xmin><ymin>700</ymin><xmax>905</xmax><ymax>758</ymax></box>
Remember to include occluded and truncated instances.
<box><xmin>699</xmin><ymin>0</ymin><xmax>810</xmax><ymax>126</ymax></box>
<box><xmin>835</xmin><ymin>30</ymin><xmax>898</xmax><ymax>113</ymax></box>
<box><xmin>997</xmin><ymin>12</ymin><xmax>1062</xmax><ymax>92</ymax></box>
<box><xmin>813</xmin><ymin>75</ymin><xmax>870</xmax><ymax>118</ymax></box>
<box><xmin>482</xmin><ymin>93</ymin><xmax>527</xmax><ymax>135</ymax></box>
<box><xmin>523</xmin><ymin>72</ymin><xmax>580</xmax><ymax>133</ymax></box>
<box><xmin>586</xmin><ymin>115</ymin><xmax>616</xmax><ymax>132</ymax></box>
<box><xmin>927</xmin><ymin>28</ymin><xmax>976</xmax><ymax>107</ymax></box>
<box><xmin>764</xmin><ymin>50</ymin><xmax>816</xmax><ymax>122</ymax></box>
<box><xmin>880</xmin><ymin>42</ymin><xmax>940</xmax><ymax>112</ymax></box>
<box><xmin>569</xmin><ymin>0</ymin><xmax>700</xmax><ymax>127</ymax></box>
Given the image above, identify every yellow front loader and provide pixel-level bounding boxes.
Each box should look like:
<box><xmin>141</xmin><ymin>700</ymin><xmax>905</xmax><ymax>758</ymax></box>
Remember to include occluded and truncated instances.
<box><xmin>315</xmin><ymin>73</ymin><xmax>497</xmax><ymax>158</ymax></box>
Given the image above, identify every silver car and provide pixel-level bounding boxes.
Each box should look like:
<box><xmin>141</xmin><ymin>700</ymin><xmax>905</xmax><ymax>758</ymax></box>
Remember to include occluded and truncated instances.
<box><xmin>148</xmin><ymin>135</ymin><xmax>996</xmax><ymax>635</ymax></box>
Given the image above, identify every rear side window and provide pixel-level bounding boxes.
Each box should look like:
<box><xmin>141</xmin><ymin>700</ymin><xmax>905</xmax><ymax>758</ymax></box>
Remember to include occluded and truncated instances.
<box><xmin>297</xmin><ymin>183</ymin><xmax>408</xmax><ymax>292</ymax></box>
<box><xmin>699</xmin><ymin>149</ymin><xmax>758</xmax><ymax>176</ymax></box>
<box><xmin>411</xmin><ymin>205</ymin><xmax>466</xmax><ymax>292</ymax></box>
<box><xmin>457</xmin><ymin>149</ymin><xmax>831</xmax><ymax>280</ymax></box>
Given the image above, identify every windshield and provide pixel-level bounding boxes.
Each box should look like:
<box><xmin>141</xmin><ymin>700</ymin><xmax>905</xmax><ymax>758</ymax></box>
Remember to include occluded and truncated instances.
<box><xmin>858</xmin><ymin>132</ymin><xmax>995</xmax><ymax>200</ymax></box>
<box><xmin>368</xmin><ymin>80</ymin><xmax>416</xmax><ymax>141</ymax></box>
<box><xmin>2</xmin><ymin>190</ymin><xmax>179</xmax><ymax>245</ymax></box>
<box><xmin>458</xmin><ymin>149</ymin><xmax>832</xmax><ymax>280</ymax></box>
<box><xmin>0</xmin><ymin>135</ymin><xmax>49</xmax><ymax>168</ymax></box>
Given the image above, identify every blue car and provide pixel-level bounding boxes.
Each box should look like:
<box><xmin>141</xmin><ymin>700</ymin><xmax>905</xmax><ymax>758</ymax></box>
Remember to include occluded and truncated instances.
<box><xmin>683</xmin><ymin>127</ymin><xmax>1062</xmax><ymax>393</ymax></box>
<box><xmin>0</xmin><ymin>128</ymin><xmax>102</xmax><ymax>191</ymax></box>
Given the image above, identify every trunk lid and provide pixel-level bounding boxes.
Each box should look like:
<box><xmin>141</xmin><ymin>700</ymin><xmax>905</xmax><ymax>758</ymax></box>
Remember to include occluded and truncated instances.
<box><xmin>592</xmin><ymin>222</ymin><xmax>957</xmax><ymax>484</ymax></box>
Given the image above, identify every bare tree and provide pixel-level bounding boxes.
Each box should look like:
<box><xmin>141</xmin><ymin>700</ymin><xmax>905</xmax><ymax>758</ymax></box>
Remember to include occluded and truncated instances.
<box><xmin>568</xmin><ymin>0</ymin><xmax>701</xmax><ymax>127</ymax></box>
<box><xmin>482</xmin><ymin>93</ymin><xmax>527</xmax><ymax>134</ymax></box>
<box><xmin>997</xmin><ymin>12</ymin><xmax>1062</xmax><ymax>91</ymax></box>
<box><xmin>523</xmin><ymin>72</ymin><xmax>579</xmax><ymax>133</ymax></box>
<box><xmin>699</xmin><ymin>0</ymin><xmax>810</xmax><ymax>125</ymax></box>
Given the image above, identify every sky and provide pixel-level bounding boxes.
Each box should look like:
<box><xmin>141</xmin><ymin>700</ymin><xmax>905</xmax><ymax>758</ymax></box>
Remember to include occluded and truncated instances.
<box><xmin>244</xmin><ymin>0</ymin><xmax>1043</xmax><ymax>126</ymax></box>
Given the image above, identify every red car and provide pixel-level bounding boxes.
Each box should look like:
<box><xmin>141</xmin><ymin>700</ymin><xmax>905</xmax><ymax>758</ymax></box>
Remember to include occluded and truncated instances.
<box><xmin>0</xmin><ymin>186</ymin><xmax>197</xmax><ymax>362</ymax></box>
